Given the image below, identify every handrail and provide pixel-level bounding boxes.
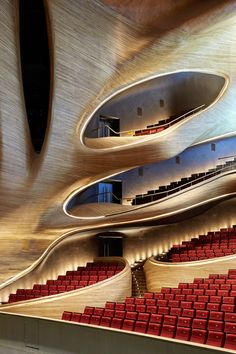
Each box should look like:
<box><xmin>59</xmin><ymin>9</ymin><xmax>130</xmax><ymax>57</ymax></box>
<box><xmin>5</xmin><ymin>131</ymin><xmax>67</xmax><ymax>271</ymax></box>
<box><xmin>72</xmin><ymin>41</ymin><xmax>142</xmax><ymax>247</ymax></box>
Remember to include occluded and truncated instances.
<box><xmin>132</xmin><ymin>159</ymin><xmax>236</xmax><ymax>204</ymax></box>
<box><xmin>89</xmin><ymin>104</ymin><xmax>205</xmax><ymax>136</ymax></box>
<box><xmin>218</xmin><ymin>154</ymin><xmax>236</xmax><ymax>160</ymax></box>
<box><xmin>71</xmin><ymin>159</ymin><xmax>236</xmax><ymax>208</ymax></box>
<box><xmin>75</xmin><ymin>191</ymin><xmax>121</xmax><ymax>205</ymax></box>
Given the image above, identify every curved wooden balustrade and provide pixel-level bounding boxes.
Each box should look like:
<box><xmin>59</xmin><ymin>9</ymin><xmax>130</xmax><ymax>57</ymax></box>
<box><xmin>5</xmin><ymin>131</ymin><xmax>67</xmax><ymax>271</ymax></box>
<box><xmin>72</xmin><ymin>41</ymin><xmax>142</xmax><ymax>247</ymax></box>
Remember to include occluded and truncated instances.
<box><xmin>144</xmin><ymin>256</ymin><xmax>236</xmax><ymax>292</ymax></box>
<box><xmin>0</xmin><ymin>257</ymin><xmax>131</xmax><ymax>320</ymax></box>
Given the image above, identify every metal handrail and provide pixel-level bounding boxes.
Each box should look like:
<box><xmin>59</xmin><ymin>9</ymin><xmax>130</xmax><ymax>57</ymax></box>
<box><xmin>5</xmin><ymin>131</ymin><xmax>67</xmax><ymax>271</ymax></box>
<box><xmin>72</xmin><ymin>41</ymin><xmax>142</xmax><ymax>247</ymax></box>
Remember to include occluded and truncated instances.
<box><xmin>76</xmin><ymin>191</ymin><xmax>121</xmax><ymax>205</ymax></box>
<box><xmin>132</xmin><ymin>159</ymin><xmax>236</xmax><ymax>204</ymax></box>
<box><xmin>90</xmin><ymin>104</ymin><xmax>205</xmax><ymax>136</ymax></box>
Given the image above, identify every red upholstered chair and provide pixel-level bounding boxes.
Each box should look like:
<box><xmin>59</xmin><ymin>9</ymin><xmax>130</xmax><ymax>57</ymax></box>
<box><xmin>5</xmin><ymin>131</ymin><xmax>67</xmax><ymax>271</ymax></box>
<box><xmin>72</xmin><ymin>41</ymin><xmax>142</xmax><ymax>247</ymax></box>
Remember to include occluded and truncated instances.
<box><xmin>160</xmin><ymin>324</ymin><xmax>176</xmax><ymax>338</ymax></box>
<box><xmin>190</xmin><ymin>329</ymin><xmax>207</xmax><ymax>344</ymax></box>
<box><xmin>115</xmin><ymin>303</ymin><xmax>125</xmax><ymax>311</ymax></box>
<box><xmin>114</xmin><ymin>310</ymin><xmax>125</xmax><ymax>319</ymax></box>
<box><xmin>135</xmin><ymin>298</ymin><xmax>145</xmax><ymax>305</ymax></box>
<box><xmin>144</xmin><ymin>292</ymin><xmax>154</xmax><ymax>299</ymax></box>
<box><xmin>207</xmin><ymin>303</ymin><xmax>220</xmax><ymax>311</ymax></box>
<box><xmin>207</xmin><ymin>320</ymin><xmax>224</xmax><ymax>332</ymax></box>
<box><xmin>209</xmin><ymin>311</ymin><xmax>224</xmax><ymax>321</ymax></box>
<box><xmin>145</xmin><ymin>298</ymin><xmax>156</xmax><ymax>306</ymax></box>
<box><xmin>104</xmin><ymin>309</ymin><xmax>114</xmax><ymax>317</ymax></box>
<box><xmin>80</xmin><ymin>314</ymin><xmax>91</xmax><ymax>324</ymax></box>
<box><xmin>195</xmin><ymin>310</ymin><xmax>209</xmax><ymax>319</ymax></box>
<box><xmin>224</xmin><ymin>334</ymin><xmax>236</xmax><ymax>350</ymax></box>
<box><xmin>90</xmin><ymin>315</ymin><xmax>101</xmax><ymax>325</ymax></box>
<box><xmin>163</xmin><ymin>315</ymin><xmax>177</xmax><ymax>326</ymax></box>
<box><xmin>177</xmin><ymin>317</ymin><xmax>192</xmax><ymax>327</ymax></box>
<box><xmin>170</xmin><ymin>308</ymin><xmax>182</xmax><ymax>316</ymax></box>
<box><xmin>62</xmin><ymin>311</ymin><xmax>72</xmax><ymax>321</ymax></box>
<box><xmin>206</xmin><ymin>331</ymin><xmax>224</xmax><ymax>347</ymax></box>
<box><xmin>221</xmin><ymin>304</ymin><xmax>235</xmax><ymax>312</ymax></box>
<box><xmin>182</xmin><ymin>309</ymin><xmax>195</xmax><ymax>318</ymax></box>
<box><xmin>125</xmin><ymin>297</ymin><xmax>135</xmax><ymax>304</ymax></box>
<box><xmin>175</xmin><ymin>327</ymin><xmax>191</xmax><ymax>341</ymax></box>
<box><xmin>93</xmin><ymin>307</ymin><xmax>104</xmax><ymax>316</ymax></box>
<box><xmin>146</xmin><ymin>305</ymin><xmax>157</xmax><ymax>314</ymax></box>
<box><xmin>111</xmin><ymin>317</ymin><xmax>123</xmax><ymax>329</ymax></box>
<box><xmin>138</xmin><ymin>312</ymin><xmax>150</xmax><ymax>322</ymax></box>
<box><xmin>71</xmin><ymin>312</ymin><xmax>82</xmax><ymax>322</ymax></box>
<box><xmin>105</xmin><ymin>302</ymin><xmax>115</xmax><ymax>309</ymax></box>
<box><xmin>134</xmin><ymin>321</ymin><xmax>148</xmax><ymax>333</ymax></box>
<box><xmin>100</xmin><ymin>316</ymin><xmax>111</xmax><ymax>327</ymax></box>
<box><xmin>126</xmin><ymin>311</ymin><xmax>138</xmax><ymax>320</ymax></box>
<box><xmin>150</xmin><ymin>313</ymin><xmax>163</xmax><ymax>323</ymax></box>
<box><xmin>136</xmin><ymin>305</ymin><xmax>146</xmax><ymax>313</ymax></box>
<box><xmin>122</xmin><ymin>319</ymin><xmax>135</xmax><ymax>331</ymax></box>
<box><xmin>125</xmin><ymin>304</ymin><xmax>135</xmax><ymax>311</ymax></box>
<box><xmin>158</xmin><ymin>306</ymin><xmax>169</xmax><ymax>315</ymax></box>
<box><xmin>225</xmin><ymin>313</ymin><xmax>236</xmax><ymax>322</ymax></box>
<box><xmin>225</xmin><ymin>322</ymin><xmax>236</xmax><ymax>333</ymax></box>
<box><xmin>192</xmin><ymin>318</ymin><xmax>207</xmax><ymax>330</ymax></box>
<box><xmin>84</xmin><ymin>306</ymin><xmax>94</xmax><ymax>315</ymax></box>
<box><xmin>146</xmin><ymin>323</ymin><xmax>161</xmax><ymax>336</ymax></box>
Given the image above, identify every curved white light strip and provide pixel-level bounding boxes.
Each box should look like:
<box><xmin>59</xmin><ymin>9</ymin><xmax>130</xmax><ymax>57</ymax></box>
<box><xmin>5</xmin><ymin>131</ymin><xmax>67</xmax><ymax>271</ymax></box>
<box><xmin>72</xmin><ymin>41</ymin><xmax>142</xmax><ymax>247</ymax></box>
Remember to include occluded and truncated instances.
<box><xmin>149</xmin><ymin>254</ymin><xmax>236</xmax><ymax>267</ymax></box>
<box><xmin>63</xmin><ymin>169</ymin><xmax>235</xmax><ymax>220</ymax></box>
<box><xmin>79</xmin><ymin>69</ymin><xmax>229</xmax><ymax>151</ymax></box>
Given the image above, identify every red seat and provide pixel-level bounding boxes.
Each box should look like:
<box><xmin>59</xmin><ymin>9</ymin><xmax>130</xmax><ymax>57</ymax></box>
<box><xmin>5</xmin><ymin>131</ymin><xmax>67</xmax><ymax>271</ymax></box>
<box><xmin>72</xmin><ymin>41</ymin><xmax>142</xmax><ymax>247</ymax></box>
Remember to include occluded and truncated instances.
<box><xmin>135</xmin><ymin>298</ymin><xmax>145</xmax><ymax>305</ymax></box>
<box><xmin>84</xmin><ymin>306</ymin><xmax>94</xmax><ymax>315</ymax></box>
<box><xmin>114</xmin><ymin>310</ymin><xmax>125</xmax><ymax>319</ymax></box>
<box><xmin>71</xmin><ymin>312</ymin><xmax>82</xmax><ymax>322</ymax></box>
<box><xmin>225</xmin><ymin>322</ymin><xmax>236</xmax><ymax>333</ymax></box>
<box><xmin>175</xmin><ymin>327</ymin><xmax>191</xmax><ymax>341</ymax></box>
<box><xmin>122</xmin><ymin>319</ymin><xmax>135</xmax><ymax>331</ymax></box>
<box><xmin>146</xmin><ymin>305</ymin><xmax>157</xmax><ymax>314</ymax></box>
<box><xmin>206</xmin><ymin>331</ymin><xmax>224</xmax><ymax>347</ymax></box>
<box><xmin>145</xmin><ymin>298</ymin><xmax>156</xmax><ymax>306</ymax></box>
<box><xmin>163</xmin><ymin>315</ymin><xmax>177</xmax><ymax>326</ymax></box>
<box><xmin>104</xmin><ymin>309</ymin><xmax>114</xmax><ymax>317</ymax></box>
<box><xmin>209</xmin><ymin>311</ymin><xmax>224</xmax><ymax>321</ymax></box>
<box><xmin>150</xmin><ymin>313</ymin><xmax>163</xmax><ymax>323</ymax></box>
<box><xmin>192</xmin><ymin>318</ymin><xmax>207</xmax><ymax>330</ymax></box>
<box><xmin>146</xmin><ymin>322</ymin><xmax>161</xmax><ymax>335</ymax></box>
<box><xmin>144</xmin><ymin>292</ymin><xmax>154</xmax><ymax>299</ymax></box>
<box><xmin>170</xmin><ymin>308</ymin><xmax>182</xmax><ymax>316</ymax></box>
<box><xmin>190</xmin><ymin>329</ymin><xmax>207</xmax><ymax>344</ymax></box>
<box><xmin>136</xmin><ymin>305</ymin><xmax>146</xmax><ymax>313</ymax></box>
<box><xmin>100</xmin><ymin>316</ymin><xmax>111</xmax><ymax>327</ymax></box>
<box><xmin>93</xmin><ymin>307</ymin><xmax>104</xmax><ymax>316</ymax></box>
<box><xmin>158</xmin><ymin>306</ymin><xmax>169</xmax><ymax>315</ymax></box>
<box><xmin>126</xmin><ymin>311</ymin><xmax>138</xmax><ymax>320</ymax></box>
<box><xmin>221</xmin><ymin>304</ymin><xmax>235</xmax><ymax>312</ymax></box>
<box><xmin>134</xmin><ymin>321</ymin><xmax>147</xmax><ymax>333</ymax></box>
<box><xmin>182</xmin><ymin>309</ymin><xmax>195</xmax><ymax>318</ymax></box>
<box><xmin>125</xmin><ymin>304</ymin><xmax>135</xmax><ymax>312</ymax></box>
<box><xmin>177</xmin><ymin>317</ymin><xmax>192</xmax><ymax>327</ymax></box>
<box><xmin>105</xmin><ymin>302</ymin><xmax>115</xmax><ymax>309</ymax></box>
<box><xmin>195</xmin><ymin>310</ymin><xmax>209</xmax><ymax>319</ymax></box>
<box><xmin>115</xmin><ymin>303</ymin><xmax>125</xmax><ymax>311</ymax></box>
<box><xmin>224</xmin><ymin>334</ymin><xmax>236</xmax><ymax>350</ymax></box>
<box><xmin>111</xmin><ymin>317</ymin><xmax>123</xmax><ymax>329</ymax></box>
<box><xmin>90</xmin><ymin>315</ymin><xmax>101</xmax><ymax>325</ymax></box>
<box><xmin>80</xmin><ymin>314</ymin><xmax>91</xmax><ymax>324</ymax></box>
<box><xmin>62</xmin><ymin>311</ymin><xmax>72</xmax><ymax>321</ymax></box>
<box><xmin>225</xmin><ymin>313</ymin><xmax>236</xmax><ymax>322</ymax></box>
<box><xmin>208</xmin><ymin>320</ymin><xmax>224</xmax><ymax>332</ymax></box>
<box><xmin>138</xmin><ymin>312</ymin><xmax>150</xmax><ymax>322</ymax></box>
<box><xmin>160</xmin><ymin>324</ymin><xmax>176</xmax><ymax>338</ymax></box>
<box><xmin>125</xmin><ymin>297</ymin><xmax>135</xmax><ymax>304</ymax></box>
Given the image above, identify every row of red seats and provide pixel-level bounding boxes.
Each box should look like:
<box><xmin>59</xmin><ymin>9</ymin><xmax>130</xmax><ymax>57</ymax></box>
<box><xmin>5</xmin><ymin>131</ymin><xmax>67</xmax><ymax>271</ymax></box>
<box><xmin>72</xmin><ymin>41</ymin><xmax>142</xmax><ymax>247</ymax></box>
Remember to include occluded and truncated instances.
<box><xmin>167</xmin><ymin>227</ymin><xmax>236</xmax><ymax>262</ymax></box>
<box><xmin>134</xmin><ymin>127</ymin><xmax>164</xmax><ymax>136</ymax></box>
<box><xmin>61</xmin><ymin>269</ymin><xmax>236</xmax><ymax>350</ymax></box>
<box><xmin>7</xmin><ymin>262</ymin><xmax>124</xmax><ymax>303</ymax></box>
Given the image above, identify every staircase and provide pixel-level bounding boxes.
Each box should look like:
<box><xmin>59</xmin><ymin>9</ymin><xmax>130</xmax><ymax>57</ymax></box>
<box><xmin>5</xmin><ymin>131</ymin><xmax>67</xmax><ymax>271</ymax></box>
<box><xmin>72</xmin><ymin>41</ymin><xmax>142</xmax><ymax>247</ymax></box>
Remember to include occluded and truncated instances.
<box><xmin>131</xmin><ymin>260</ymin><xmax>147</xmax><ymax>297</ymax></box>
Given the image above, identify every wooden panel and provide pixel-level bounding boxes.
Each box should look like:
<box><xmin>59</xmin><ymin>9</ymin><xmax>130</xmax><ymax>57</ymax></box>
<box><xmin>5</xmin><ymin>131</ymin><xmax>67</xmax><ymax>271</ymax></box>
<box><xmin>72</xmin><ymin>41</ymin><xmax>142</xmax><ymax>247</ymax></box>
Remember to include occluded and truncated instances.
<box><xmin>0</xmin><ymin>257</ymin><xmax>131</xmax><ymax>319</ymax></box>
<box><xmin>144</xmin><ymin>256</ymin><xmax>236</xmax><ymax>292</ymax></box>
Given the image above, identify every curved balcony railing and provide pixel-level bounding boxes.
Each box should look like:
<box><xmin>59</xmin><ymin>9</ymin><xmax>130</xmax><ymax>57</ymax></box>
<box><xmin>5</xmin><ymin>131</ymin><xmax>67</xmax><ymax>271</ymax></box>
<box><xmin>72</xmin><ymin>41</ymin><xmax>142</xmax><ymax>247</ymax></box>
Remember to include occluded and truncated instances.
<box><xmin>88</xmin><ymin>104</ymin><xmax>205</xmax><ymax>137</ymax></box>
<box><xmin>132</xmin><ymin>158</ymin><xmax>236</xmax><ymax>205</ymax></box>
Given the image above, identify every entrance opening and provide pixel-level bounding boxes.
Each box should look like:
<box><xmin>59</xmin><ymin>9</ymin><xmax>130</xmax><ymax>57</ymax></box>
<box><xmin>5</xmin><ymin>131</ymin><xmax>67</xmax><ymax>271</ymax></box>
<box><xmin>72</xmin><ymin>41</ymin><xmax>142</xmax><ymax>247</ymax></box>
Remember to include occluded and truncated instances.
<box><xmin>99</xmin><ymin>115</ymin><xmax>120</xmax><ymax>137</ymax></box>
<box><xmin>98</xmin><ymin>235</ymin><xmax>123</xmax><ymax>257</ymax></box>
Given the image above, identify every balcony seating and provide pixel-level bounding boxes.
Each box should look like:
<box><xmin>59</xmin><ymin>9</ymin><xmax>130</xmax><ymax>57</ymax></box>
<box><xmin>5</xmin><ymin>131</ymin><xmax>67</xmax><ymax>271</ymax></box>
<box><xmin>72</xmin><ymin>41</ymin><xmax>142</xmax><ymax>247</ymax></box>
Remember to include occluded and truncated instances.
<box><xmin>7</xmin><ymin>261</ymin><xmax>124</xmax><ymax>304</ymax></box>
<box><xmin>133</xmin><ymin>107</ymin><xmax>198</xmax><ymax>137</ymax></box>
<box><xmin>62</xmin><ymin>268</ymin><xmax>236</xmax><ymax>350</ymax></box>
<box><xmin>165</xmin><ymin>226</ymin><xmax>236</xmax><ymax>262</ymax></box>
<box><xmin>132</xmin><ymin>158</ymin><xmax>236</xmax><ymax>206</ymax></box>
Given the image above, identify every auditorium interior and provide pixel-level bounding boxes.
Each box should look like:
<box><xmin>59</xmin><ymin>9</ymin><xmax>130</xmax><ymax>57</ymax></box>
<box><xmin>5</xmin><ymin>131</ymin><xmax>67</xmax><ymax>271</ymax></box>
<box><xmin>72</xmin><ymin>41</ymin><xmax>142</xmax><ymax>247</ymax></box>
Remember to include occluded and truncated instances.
<box><xmin>1</xmin><ymin>0</ymin><xmax>236</xmax><ymax>353</ymax></box>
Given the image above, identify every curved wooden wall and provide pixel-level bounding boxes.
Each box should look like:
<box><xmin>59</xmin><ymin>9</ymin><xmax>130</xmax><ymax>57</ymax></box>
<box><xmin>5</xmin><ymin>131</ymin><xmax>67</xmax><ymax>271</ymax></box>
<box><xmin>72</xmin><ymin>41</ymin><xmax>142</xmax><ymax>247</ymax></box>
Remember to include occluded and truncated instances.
<box><xmin>0</xmin><ymin>257</ymin><xmax>131</xmax><ymax>319</ymax></box>
<box><xmin>0</xmin><ymin>0</ymin><xmax>236</xmax><ymax>285</ymax></box>
<box><xmin>144</xmin><ymin>256</ymin><xmax>236</xmax><ymax>292</ymax></box>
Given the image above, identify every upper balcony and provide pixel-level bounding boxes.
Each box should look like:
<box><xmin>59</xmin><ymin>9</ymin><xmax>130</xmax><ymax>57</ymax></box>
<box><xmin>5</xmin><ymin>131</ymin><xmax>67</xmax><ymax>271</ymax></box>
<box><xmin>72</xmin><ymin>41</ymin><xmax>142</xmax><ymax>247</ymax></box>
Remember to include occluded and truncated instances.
<box><xmin>83</xmin><ymin>71</ymin><xmax>226</xmax><ymax>150</ymax></box>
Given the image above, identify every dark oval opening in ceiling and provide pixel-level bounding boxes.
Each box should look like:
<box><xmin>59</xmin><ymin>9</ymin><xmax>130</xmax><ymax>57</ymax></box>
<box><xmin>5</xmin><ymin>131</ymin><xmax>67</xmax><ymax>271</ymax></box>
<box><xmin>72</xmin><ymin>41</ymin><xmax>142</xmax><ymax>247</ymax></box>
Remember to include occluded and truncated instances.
<box><xmin>19</xmin><ymin>0</ymin><xmax>51</xmax><ymax>153</ymax></box>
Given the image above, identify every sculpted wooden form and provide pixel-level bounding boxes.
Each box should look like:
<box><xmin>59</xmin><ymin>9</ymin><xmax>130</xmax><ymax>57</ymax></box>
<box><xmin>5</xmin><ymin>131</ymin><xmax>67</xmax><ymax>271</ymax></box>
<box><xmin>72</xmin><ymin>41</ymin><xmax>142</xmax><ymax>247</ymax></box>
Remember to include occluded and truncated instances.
<box><xmin>0</xmin><ymin>0</ymin><xmax>236</xmax><ymax>284</ymax></box>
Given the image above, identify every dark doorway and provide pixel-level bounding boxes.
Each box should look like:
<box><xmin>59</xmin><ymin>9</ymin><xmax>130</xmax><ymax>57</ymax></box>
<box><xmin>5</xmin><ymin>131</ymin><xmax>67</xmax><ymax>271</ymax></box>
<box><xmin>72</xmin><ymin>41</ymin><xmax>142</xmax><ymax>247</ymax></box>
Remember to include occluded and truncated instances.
<box><xmin>98</xmin><ymin>235</ymin><xmax>123</xmax><ymax>257</ymax></box>
<box><xmin>98</xmin><ymin>180</ymin><xmax>122</xmax><ymax>204</ymax></box>
<box><xmin>99</xmin><ymin>115</ymin><xmax>120</xmax><ymax>137</ymax></box>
